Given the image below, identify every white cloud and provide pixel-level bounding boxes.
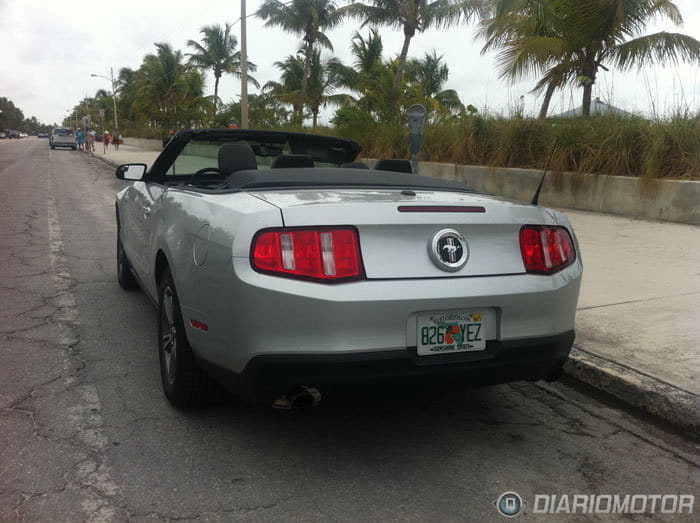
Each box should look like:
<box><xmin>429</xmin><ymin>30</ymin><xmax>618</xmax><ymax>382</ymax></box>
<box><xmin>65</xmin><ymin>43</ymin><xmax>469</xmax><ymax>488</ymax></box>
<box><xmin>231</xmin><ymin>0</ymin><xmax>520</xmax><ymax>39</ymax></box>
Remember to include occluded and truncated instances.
<box><xmin>1</xmin><ymin>0</ymin><xmax>698</xmax><ymax>125</ymax></box>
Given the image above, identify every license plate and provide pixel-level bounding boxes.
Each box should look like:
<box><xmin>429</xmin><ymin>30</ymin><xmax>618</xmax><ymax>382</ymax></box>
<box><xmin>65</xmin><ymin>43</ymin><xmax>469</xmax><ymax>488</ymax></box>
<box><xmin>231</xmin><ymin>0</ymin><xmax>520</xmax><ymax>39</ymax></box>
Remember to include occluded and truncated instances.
<box><xmin>417</xmin><ymin>311</ymin><xmax>486</xmax><ymax>355</ymax></box>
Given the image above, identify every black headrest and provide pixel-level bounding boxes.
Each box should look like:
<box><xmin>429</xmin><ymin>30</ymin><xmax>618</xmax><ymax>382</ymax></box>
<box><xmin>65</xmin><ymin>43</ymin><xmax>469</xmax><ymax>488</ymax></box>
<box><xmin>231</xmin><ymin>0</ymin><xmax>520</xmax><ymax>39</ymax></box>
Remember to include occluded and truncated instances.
<box><xmin>271</xmin><ymin>154</ymin><xmax>314</xmax><ymax>169</ymax></box>
<box><xmin>340</xmin><ymin>162</ymin><xmax>369</xmax><ymax>169</ymax></box>
<box><xmin>374</xmin><ymin>158</ymin><xmax>413</xmax><ymax>173</ymax></box>
<box><xmin>218</xmin><ymin>143</ymin><xmax>257</xmax><ymax>175</ymax></box>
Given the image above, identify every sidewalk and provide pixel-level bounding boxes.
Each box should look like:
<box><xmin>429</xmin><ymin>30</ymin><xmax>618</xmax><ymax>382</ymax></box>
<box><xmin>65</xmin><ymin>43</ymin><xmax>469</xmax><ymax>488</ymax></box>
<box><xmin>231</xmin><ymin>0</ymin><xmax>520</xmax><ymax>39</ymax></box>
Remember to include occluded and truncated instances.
<box><xmin>90</xmin><ymin>143</ymin><xmax>699</xmax><ymax>430</ymax></box>
<box><xmin>564</xmin><ymin>211</ymin><xmax>698</xmax><ymax>430</ymax></box>
<box><xmin>88</xmin><ymin>142</ymin><xmax>159</xmax><ymax>168</ymax></box>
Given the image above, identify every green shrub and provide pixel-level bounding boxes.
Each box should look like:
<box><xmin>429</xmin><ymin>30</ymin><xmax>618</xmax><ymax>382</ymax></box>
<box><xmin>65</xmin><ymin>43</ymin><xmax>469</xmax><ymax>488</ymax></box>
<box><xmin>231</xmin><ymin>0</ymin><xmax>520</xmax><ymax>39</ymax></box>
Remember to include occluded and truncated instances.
<box><xmin>338</xmin><ymin>113</ymin><xmax>699</xmax><ymax>178</ymax></box>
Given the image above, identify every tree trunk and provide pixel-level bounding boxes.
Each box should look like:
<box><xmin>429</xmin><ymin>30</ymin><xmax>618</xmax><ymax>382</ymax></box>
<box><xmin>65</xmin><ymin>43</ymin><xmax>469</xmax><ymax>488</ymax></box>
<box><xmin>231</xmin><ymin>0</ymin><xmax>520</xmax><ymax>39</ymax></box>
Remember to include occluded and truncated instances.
<box><xmin>581</xmin><ymin>56</ymin><xmax>597</xmax><ymax>117</ymax></box>
<box><xmin>299</xmin><ymin>41</ymin><xmax>313</xmax><ymax>122</ymax></box>
<box><xmin>391</xmin><ymin>30</ymin><xmax>413</xmax><ymax>110</ymax></box>
<box><xmin>582</xmin><ymin>82</ymin><xmax>593</xmax><ymax>116</ymax></box>
<box><xmin>213</xmin><ymin>73</ymin><xmax>220</xmax><ymax>116</ymax></box>
<box><xmin>538</xmin><ymin>81</ymin><xmax>556</xmax><ymax>119</ymax></box>
<box><xmin>312</xmin><ymin>109</ymin><xmax>318</xmax><ymax>129</ymax></box>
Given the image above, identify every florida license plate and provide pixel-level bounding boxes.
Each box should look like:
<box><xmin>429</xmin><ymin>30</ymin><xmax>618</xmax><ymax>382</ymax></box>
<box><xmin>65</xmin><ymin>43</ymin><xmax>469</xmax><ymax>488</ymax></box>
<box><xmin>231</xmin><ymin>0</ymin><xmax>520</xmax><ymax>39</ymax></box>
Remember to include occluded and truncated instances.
<box><xmin>417</xmin><ymin>311</ymin><xmax>487</xmax><ymax>355</ymax></box>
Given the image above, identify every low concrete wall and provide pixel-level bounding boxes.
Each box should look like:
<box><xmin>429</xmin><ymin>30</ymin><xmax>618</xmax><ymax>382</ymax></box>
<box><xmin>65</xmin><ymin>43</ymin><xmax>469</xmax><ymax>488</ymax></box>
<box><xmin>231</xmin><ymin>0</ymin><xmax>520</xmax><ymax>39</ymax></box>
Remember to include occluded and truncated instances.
<box><xmin>123</xmin><ymin>137</ymin><xmax>163</xmax><ymax>151</ymax></box>
<box><xmin>365</xmin><ymin>160</ymin><xmax>699</xmax><ymax>225</ymax></box>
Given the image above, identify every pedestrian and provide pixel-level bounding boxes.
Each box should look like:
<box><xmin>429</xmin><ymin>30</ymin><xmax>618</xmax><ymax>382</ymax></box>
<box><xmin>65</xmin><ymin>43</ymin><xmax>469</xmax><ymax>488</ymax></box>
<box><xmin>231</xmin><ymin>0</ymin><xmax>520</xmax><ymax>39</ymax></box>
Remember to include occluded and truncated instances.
<box><xmin>76</xmin><ymin>128</ymin><xmax>85</xmax><ymax>151</ymax></box>
<box><xmin>114</xmin><ymin>130</ymin><xmax>122</xmax><ymax>151</ymax></box>
<box><xmin>90</xmin><ymin>129</ymin><xmax>97</xmax><ymax>151</ymax></box>
<box><xmin>85</xmin><ymin>129</ymin><xmax>95</xmax><ymax>152</ymax></box>
<box><xmin>103</xmin><ymin>131</ymin><xmax>111</xmax><ymax>153</ymax></box>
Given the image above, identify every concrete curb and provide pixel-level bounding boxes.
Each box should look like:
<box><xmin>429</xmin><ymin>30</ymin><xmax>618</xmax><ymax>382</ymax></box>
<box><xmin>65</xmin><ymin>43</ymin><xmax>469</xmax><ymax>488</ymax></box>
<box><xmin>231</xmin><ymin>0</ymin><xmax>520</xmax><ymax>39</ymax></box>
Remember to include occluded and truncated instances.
<box><xmin>88</xmin><ymin>151</ymin><xmax>120</xmax><ymax>169</ymax></box>
<box><xmin>564</xmin><ymin>346</ymin><xmax>699</xmax><ymax>432</ymax></box>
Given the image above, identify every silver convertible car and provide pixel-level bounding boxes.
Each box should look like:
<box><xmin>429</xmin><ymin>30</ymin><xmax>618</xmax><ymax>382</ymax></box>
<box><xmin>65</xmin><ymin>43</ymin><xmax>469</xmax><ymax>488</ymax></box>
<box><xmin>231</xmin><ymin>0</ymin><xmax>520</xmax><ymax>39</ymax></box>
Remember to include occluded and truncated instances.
<box><xmin>115</xmin><ymin>129</ymin><xmax>582</xmax><ymax>408</ymax></box>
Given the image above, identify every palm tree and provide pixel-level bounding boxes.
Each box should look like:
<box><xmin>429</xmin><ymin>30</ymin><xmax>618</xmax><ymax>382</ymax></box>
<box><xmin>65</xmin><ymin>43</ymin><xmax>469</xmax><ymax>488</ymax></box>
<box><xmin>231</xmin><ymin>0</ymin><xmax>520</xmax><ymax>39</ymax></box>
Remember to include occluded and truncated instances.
<box><xmin>135</xmin><ymin>43</ymin><xmax>212</xmax><ymax>129</ymax></box>
<box><xmin>330</xmin><ymin>29</ymin><xmax>384</xmax><ymax>91</ymax></box>
<box><xmin>340</xmin><ymin>0</ymin><xmax>485</xmax><ymax>110</ymax></box>
<box><xmin>187</xmin><ymin>23</ymin><xmax>259</xmax><ymax>115</ymax></box>
<box><xmin>480</xmin><ymin>0</ymin><xmax>565</xmax><ymax>118</ymax></box>
<box><xmin>257</xmin><ymin>0</ymin><xmax>342</xmax><ymax>121</ymax></box>
<box><xmin>266</xmin><ymin>50</ymin><xmax>347</xmax><ymax>127</ymax></box>
<box><xmin>481</xmin><ymin>0</ymin><xmax>700</xmax><ymax>117</ymax></box>
<box><xmin>406</xmin><ymin>50</ymin><xmax>464</xmax><ymax>113</ymax></box>
<box><xmin>115</xmin><ymin>67</ymin><xmax>137</xmax><ymax>124</ymax></box>
<box><xmin>329</xmin><ymin>29</ymin><xmax>398</xmax><ymax>120</ymax></box>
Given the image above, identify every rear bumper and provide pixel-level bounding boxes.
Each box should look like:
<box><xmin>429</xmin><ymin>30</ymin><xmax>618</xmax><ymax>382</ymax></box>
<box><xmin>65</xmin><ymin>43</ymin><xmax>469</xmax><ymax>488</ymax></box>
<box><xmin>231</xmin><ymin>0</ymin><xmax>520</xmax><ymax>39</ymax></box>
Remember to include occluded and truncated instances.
<box><xmin>199</xmin><ymin>330</ymin><xmax>574</xmax><ymax>403</ymax></box>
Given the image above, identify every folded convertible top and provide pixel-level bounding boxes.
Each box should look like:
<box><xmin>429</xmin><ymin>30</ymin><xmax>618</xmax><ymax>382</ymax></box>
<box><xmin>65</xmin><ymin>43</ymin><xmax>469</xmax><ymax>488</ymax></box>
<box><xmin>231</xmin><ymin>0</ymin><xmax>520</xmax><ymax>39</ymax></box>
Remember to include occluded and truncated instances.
<box><xmin>226</xmin><ymin>167</ymin><xmax>476</xmax><ymax>192</ymax></box>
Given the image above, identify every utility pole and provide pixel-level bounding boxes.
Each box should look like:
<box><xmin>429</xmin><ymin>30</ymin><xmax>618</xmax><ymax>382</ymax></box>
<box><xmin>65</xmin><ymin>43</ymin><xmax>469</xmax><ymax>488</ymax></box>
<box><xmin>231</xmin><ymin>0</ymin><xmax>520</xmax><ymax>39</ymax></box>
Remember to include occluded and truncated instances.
<box><xmin>240</xmin><ymin>0</ymin><xmax>249</xmax><ymax>128</ymax></box>
<box><xmin>111</xmin><ymin>67</ymin><xmax>119</xmax><ymax>131</ymax></box>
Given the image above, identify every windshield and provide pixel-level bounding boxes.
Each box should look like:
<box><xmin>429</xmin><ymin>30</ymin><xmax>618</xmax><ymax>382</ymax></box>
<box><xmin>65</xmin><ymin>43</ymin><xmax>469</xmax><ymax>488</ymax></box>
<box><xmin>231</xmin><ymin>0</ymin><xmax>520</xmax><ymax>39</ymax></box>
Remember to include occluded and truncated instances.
<box><xmin>166</xmin><ymin>139</ymin><xmax>337</xmax><ymax>176</ymax></box>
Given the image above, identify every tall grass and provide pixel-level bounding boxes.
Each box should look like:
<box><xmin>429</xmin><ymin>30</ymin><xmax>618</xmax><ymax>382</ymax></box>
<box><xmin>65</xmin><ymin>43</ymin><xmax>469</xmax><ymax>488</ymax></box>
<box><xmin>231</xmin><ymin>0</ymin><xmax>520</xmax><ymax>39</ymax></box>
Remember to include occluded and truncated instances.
<box><xmin>337</xmin><ymin>113</ymin><xmax>700</xmax><ymax>179</ymax></box>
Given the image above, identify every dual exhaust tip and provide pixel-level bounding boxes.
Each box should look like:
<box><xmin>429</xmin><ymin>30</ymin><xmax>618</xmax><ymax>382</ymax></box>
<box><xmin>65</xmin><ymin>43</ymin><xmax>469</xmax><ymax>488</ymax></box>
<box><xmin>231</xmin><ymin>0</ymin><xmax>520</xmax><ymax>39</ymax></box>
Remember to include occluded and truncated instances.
<box><xmin>272</xmin><ymin>386</ymin><xmax>322</xmax><ymax>410</ymax></box>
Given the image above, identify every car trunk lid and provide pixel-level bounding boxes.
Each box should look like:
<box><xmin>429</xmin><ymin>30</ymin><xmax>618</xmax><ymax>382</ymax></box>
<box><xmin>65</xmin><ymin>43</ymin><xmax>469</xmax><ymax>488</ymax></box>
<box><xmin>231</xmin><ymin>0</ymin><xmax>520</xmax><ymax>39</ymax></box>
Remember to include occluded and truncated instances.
<box><xmin>252</xmin><ymin>189</ymin><xmax>559</xmax><ymax>279</ymax></box>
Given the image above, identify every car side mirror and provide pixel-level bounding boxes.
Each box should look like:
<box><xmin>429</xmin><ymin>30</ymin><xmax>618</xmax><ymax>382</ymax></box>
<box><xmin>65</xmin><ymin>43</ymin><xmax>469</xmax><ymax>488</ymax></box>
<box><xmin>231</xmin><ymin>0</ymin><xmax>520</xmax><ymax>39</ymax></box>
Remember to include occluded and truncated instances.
<box><xmin>116</xmin><ymin>163</ymin><xmax>147</xmax><ymax>181</ymax></box>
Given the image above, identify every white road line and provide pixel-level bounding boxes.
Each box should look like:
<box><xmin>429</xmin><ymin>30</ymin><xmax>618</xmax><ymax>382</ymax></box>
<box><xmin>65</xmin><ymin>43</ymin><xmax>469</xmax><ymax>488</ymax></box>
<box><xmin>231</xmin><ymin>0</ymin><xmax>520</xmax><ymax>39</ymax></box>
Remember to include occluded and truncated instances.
<box><xmin>46</xmin><ymin>167</ymin><xmax>122</xmax><ymax>520</ymax></box>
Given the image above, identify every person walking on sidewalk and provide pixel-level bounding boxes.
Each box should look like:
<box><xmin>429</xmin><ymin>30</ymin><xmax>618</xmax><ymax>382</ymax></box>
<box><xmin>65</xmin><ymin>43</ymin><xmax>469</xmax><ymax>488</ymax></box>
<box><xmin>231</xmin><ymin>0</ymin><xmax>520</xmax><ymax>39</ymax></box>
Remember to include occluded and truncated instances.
<box><xmin>114</xmin><ymin>130</ymin><xmax>122</xmax><ymax>151</ymax></box>
<box><xmin>85</xmin><ymin>129</ymin><xmax>95</xmax><ymax>152</ymax></box>
<box><xmin>103</xmin><ymin>131</ymin><xmax>111</xmax><ymax>153</ymax></box>
<box><xmin>76</xmin><ymin>128</ymin><xmax>85</xmax><ymax>151</ymax></box>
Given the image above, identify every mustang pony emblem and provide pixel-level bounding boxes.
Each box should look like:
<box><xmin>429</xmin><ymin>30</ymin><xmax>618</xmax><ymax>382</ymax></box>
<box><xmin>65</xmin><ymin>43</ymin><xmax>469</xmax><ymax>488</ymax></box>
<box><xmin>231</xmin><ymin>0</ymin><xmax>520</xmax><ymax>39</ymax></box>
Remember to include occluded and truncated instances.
<box><xmin>442</xmin><ymin>239</ymin><xmax>459</xmax><ymax>262</ymax></box>
<box><xmin>429</xmin><ymin>229</ymin><xmax>468</xmax><ymax>271</ymax></box>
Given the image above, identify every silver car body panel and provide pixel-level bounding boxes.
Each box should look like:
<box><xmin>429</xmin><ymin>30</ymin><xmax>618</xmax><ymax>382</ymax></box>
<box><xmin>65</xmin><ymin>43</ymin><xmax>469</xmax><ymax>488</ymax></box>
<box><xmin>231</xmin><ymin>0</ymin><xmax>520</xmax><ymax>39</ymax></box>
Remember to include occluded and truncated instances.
<box><xmin>117</xmin><ymin>183</ymin><xmax>582</xmax><ymax>375</ymax></box>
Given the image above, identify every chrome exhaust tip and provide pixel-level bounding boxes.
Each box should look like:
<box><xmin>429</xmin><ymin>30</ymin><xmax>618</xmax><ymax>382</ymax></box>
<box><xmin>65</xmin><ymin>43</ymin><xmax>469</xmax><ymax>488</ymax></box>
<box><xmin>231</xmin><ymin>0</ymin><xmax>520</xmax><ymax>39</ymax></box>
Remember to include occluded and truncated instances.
<box><xmin>272</xmin><ymin>386</ymin><xmax>322</xmax><ymax>410</ymax></box>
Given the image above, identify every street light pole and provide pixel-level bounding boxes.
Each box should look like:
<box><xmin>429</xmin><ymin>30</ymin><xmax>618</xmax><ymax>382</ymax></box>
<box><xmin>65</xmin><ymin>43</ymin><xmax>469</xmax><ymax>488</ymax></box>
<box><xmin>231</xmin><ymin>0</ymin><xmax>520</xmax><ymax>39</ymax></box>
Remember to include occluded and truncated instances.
<box><xmin>91</xmin><ymin>70</ymin><xmax>118</xmax><ymax>131</ymax></box>
<box><xmin>240</xmin><ymin>0</ymin><xmax>249</xmax><ymax>128</ymax></box>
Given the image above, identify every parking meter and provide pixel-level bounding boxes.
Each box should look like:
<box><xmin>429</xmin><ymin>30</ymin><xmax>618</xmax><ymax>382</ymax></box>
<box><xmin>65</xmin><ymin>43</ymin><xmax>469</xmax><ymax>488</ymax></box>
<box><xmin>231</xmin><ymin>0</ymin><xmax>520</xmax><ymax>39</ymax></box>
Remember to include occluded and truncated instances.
<box><xmin>407</xmin><ymin>104</ymin><xmax>426</xmax><ymax>174</ymax></box>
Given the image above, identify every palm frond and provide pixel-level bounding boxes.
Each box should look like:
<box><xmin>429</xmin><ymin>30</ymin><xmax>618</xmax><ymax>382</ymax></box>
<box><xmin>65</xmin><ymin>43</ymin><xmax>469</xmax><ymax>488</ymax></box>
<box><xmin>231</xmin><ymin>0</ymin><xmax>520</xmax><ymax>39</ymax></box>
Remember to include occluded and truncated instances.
<box><xmin>610</xmin><ymin>31</ymin><xmax>700</xmax><ymax>70</ymax></box>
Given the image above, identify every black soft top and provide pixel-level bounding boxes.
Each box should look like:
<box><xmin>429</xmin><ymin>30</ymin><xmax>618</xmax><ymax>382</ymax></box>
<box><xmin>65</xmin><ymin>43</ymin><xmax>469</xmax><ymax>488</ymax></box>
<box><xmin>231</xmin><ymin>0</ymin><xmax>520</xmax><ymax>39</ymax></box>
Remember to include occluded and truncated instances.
<box><xmin>227</xmin><ymin>168</ymin><xmax>474</xmax><ymax>192</ymax></box>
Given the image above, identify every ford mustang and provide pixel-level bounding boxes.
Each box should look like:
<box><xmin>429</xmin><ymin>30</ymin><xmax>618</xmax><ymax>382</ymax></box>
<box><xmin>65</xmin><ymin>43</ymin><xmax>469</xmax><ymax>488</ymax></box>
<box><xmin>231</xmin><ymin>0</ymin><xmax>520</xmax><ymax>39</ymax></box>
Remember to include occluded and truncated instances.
<box><xmin>114</xmin><ymin>129</ymin><xmax>582</xmax><ymax>409</ymax></box>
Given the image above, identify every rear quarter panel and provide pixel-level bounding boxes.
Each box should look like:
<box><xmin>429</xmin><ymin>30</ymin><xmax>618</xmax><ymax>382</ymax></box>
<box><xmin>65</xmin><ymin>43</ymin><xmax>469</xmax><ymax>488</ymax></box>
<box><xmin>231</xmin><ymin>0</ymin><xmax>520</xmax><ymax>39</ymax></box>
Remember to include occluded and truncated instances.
<box><xmin>151</xmin><ymin>189</ymin><xmax>283</xmax><ymax>314</ymax></box>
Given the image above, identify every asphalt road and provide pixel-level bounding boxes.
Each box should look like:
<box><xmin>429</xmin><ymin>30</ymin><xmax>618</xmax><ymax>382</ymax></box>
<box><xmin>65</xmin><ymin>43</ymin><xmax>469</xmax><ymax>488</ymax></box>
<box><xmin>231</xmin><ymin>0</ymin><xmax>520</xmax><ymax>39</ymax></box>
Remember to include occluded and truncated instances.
<box><xmin>0</xmin><ymin>138</ymin><xmax>698</xmax><ymax>521</ymax></box>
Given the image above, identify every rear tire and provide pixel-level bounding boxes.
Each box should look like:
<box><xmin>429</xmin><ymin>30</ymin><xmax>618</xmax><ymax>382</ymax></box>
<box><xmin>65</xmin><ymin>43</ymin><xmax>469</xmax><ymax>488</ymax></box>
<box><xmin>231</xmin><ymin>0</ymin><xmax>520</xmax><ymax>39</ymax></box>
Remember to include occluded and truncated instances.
<box><xmin>158</xmin><ymin>267</ymin><xmax>216</xmax><ymax>408</ymax></box>
<box><xmin>116</xmin><ymin>228</ymin><xmax>139</xmax><ymax>290</ymax></box>
<box><xmin>72</xmin><ymin>146</ymin><xmax>77</xmax><ymax>150</ymax></box>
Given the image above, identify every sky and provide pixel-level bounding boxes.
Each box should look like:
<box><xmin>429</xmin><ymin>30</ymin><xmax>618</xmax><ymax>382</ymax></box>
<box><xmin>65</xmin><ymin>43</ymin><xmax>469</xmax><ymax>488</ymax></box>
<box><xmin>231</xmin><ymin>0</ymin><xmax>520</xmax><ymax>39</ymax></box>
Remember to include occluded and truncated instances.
<box><xmin>1</xmin><ymin>0</ymin><xmax>698</xmax><ymax>126</ymax></box>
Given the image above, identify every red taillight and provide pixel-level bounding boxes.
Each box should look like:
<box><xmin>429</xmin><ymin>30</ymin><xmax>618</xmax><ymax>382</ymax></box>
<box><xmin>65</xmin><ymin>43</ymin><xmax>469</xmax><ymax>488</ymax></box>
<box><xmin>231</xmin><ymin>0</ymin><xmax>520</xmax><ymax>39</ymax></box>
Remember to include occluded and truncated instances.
<box><xmin>252</xmin><ymin>227</ymin><xmax>363</xmax><ymax>282</ymax></box>
<box><xmin>519</xmin><ymin>225</ymin><xmax>576</xmax><ymax>274</ymax></box>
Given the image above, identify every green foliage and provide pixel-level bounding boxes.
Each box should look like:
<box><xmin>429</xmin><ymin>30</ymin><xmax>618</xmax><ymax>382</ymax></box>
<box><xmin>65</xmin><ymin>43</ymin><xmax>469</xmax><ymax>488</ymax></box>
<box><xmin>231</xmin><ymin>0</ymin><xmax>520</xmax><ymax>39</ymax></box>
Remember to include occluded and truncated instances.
<box><xmin>337</xmin><ymin>113</ymin><xmax>700</xmax><ymax>178</ymax></box>
<box><xmin>213</xmin><ymin>93</ymin><xmax>293</xmax><ymax>129</ymax></box>
<box><xmin>187</xmin><ymin>23</ymin><xmax>258</xmax><ymax>116</ymax></box>
<box><xmin>481</xmin><ymin>0</ymin><xmax>700</xmax><ymax>116</ymax></box>
<box><xmin>134</xmin><ymin>43</ymin><xmax>213</xmax><ymax>131</ymax></box>
<box><xmin>257</xmin><ymin>0</ymin><xmax>343</xmax><ymax>119</ymax></box>
<box><xmin>339</xmin><ymin>0</ymin><xmax>485</xmax><ymax>109</ymax></box>
<box><xmin>1</xmin><ymin>97</ymin><xmax>52</xmax><ymax>133</ymax></box>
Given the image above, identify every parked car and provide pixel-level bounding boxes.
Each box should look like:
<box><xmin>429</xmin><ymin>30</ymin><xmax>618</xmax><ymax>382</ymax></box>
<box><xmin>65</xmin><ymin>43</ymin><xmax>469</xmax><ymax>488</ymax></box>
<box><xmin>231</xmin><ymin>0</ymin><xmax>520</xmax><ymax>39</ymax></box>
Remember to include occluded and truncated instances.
<box><xmin>8</xmin><ymin>130</ymin><xmax>20</xmax><ymax>139</ymax></box>
<box><xmin>50</xmin><ymin>127</ymin><xmax>76</xmax><ymax>150</ymax></box>
<box><xmin>0</xmin><ymin>132</ymin><xmax>6</xmax><ymax>139</ymax></box>
<box><xmin>114</xmin><ymin>129</ymin><xmax>582</xmax><ymax>409</ymax></box>
<box><xmin>37</xmin><ymin>133</ymin><xmax>49</xmax><ymax>138</ymax></box>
